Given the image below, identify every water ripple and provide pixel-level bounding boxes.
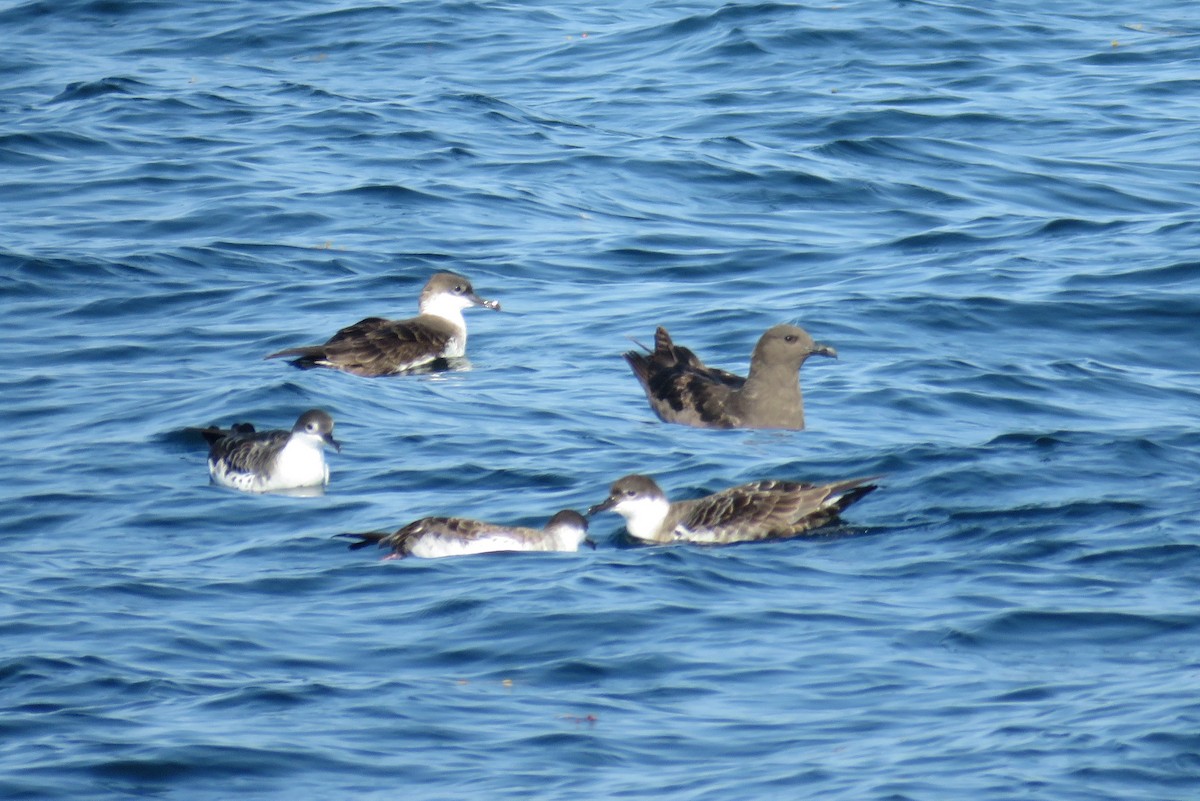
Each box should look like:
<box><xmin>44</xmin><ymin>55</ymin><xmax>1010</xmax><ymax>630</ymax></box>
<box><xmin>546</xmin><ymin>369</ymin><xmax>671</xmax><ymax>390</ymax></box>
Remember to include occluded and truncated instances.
<box><xmin>1</xmin><ymin>1</ymin><xmax>1198</xmax><ymax>800</ymax></box>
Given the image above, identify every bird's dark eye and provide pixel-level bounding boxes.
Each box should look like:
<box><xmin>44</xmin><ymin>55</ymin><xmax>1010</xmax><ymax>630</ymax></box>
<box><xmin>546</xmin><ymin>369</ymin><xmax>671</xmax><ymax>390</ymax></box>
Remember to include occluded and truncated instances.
<box><xmin>784</xmin><ymin>335</ymin><xmax>796</xmax><ymax>343</ymax></box>
<box><xmin>452</xmin><ymin>285</ymin><xmax>465</xmax><ymax>294</ymax></box>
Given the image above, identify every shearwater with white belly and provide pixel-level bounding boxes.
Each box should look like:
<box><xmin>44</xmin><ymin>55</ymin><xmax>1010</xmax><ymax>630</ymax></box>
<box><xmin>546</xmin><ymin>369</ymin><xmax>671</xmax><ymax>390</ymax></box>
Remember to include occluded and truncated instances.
<box><xmin>339</xmin><ymin>509</ymin><xmax>593</xmax><ymax>559</ymax></box>
<box><xmin>588</xmin><ymin>473</ymin><xmax>878</xmax><ymax>545</ymax></box>
<box><xmin>201</xmin><ymin>409</ymin><xmax>340</xmax><ymax>493</ymax></box>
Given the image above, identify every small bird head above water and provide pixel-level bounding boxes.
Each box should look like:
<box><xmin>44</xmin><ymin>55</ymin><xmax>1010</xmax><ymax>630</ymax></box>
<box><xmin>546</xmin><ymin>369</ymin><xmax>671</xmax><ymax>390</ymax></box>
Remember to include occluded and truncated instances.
<box><xmin>587</xmin><ymin>475</ymin><xmax>668</xmax><ymax>516</ymax></box>
<box><xmin>420</xmin><ymin>272</ymin><xmax>501</xmax><ymax>316</ymax></box>
<box><xmin>292</xmin><ymin>409</ymin><xmax>341</xmax><ymax>452</ymax></box>
<box><xmin>545</xmin><ymin>509</ymin><xmax>595</xmax><ymax>550</ymax></box>
<box><xmin>587</xmin><ymin>475</ymin><xmax>673</xmax><ymax>542</ymax></box>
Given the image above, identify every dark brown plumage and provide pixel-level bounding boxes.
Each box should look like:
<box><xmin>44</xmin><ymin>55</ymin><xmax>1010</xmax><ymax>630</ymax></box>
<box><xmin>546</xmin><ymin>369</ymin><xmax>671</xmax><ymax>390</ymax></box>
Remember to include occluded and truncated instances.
<box><xmin>624</xmin><ymin>324</ymin><xmax>837</xmax><ymax>429</ymax></box>
<box><xmin>268</xmin><ymin>314</ymin><xmax>460</xmax><ymax>376</ymax></box>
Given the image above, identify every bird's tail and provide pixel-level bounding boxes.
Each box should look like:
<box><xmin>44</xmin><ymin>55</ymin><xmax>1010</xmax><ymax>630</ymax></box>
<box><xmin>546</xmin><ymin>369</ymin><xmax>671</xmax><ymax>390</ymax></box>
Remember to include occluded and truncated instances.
<box><xmin>335</xmin><ymin>532</ymin><xmax>390</xmax><ymax>551</ymax></box>
<box><xmin>824</xmin><ymin>476</ymin><xmax>883</xmax><ymax>515</ymax></box>
<box><xmin>623</xmin><ymin>349</ymin><xmax>651</xmax><ymax>383</ymax></box>
<box><xmin>264</xmin><ymin>346</ymin><xmax>326</xmax><ymax>368</ymax></box>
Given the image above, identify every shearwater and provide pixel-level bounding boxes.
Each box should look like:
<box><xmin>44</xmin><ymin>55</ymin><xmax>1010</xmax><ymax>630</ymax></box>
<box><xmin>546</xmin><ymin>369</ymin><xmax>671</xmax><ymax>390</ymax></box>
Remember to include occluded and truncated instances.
<box><xmin>338</xmin><ymin>509</ymin><xmax>593</xmax><ymax>559</ymax></box>
<box><xmin>266</xmin><ymin>272</ymin><xmax>500</xmax><ymax>376</ymax></box>
<box><xmin>588</xmin><ymin>473</ymin><xmax>877</xmax><ymax>545</ymax></box>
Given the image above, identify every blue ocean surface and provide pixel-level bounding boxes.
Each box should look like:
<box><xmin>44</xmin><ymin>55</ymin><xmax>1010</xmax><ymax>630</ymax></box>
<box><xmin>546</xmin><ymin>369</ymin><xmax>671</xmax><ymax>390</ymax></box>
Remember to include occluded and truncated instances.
<box><xmin>2</xmin><ymin>1</ymin><xmax>1199</xmax><ymax>798</ymax></box>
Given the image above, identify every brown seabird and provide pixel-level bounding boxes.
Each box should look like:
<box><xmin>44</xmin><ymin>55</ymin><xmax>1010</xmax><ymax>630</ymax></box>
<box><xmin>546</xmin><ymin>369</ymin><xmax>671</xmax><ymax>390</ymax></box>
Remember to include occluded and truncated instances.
<box><xmin>587</xmin><ymin>473</ymin><xmax>878</xmax><ymax>545</ymax></box>
<box><xmin>201</xmin><ymin>409</ymin><xmax>340</xmax><ymax>493</ymax></box>
<box><xmin>338</xmin><ymin>509</ymin><xmax>594</xmax><ymax>559</ymax></box>
<box><xmin>624</xmin><ymin>323</ymin><xmax>837</xmax><ymax>429</ymax></box>
<box><xmin>266</xmin><ymin>272</ymin><xmax>500</xmax><ymax>376</ymax></box>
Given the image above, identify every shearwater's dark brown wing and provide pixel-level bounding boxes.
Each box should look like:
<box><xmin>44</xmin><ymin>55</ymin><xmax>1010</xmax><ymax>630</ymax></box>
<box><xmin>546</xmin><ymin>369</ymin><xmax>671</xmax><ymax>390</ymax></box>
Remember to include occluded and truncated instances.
<box><xmin>670</xmin><ymin>477</ymin><xmax>879</xmax><ymax>543</ymax></box>
<box><xmin>267</xmin><ymin>315</ymin><xmax>458</xmax><ymax>377</ymax></box>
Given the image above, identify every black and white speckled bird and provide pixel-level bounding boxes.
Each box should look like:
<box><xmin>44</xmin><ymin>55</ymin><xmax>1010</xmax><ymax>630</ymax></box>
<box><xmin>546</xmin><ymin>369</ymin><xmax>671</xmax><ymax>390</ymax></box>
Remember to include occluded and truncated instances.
<box><xmin>201</xmin><ymin>409</ymin><xmax>340</xmax><ymax>493</ymax></box>
<box><xmin>587</xmin><ymin>474</ymin><xmax>878</xmax><ymax>545</ymax></box>
<box><xmin>339</xmin><ymin>510</ymin><xmax>593</xmax><ymax>559</ymax></box>
<box><xmin>624</xmin><ymin>324</ymin><xmax>837</xmax><ymax>429</ymax></box>
<box><xmin>266</xmin><ymin>272</ymin><xmax>500</xmax><ymax>376</ymax></box>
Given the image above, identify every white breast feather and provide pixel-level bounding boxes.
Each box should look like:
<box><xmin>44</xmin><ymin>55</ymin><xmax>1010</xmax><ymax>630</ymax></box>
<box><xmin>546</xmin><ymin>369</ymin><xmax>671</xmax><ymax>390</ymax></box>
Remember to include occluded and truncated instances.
<box><xmin>618</xmin><ymin>496</ymin><xmax>672</xmax><ymax>542</ymax></box>
<box><xmin>269</xmin><ymin>436</ymin><xmax>329</xmax><ymax>490</ymax></box>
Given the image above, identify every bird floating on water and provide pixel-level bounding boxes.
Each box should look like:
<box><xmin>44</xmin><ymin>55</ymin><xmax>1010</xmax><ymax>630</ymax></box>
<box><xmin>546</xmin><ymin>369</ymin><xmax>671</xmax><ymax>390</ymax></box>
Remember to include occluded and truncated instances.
<box><xmin>588</xmin><ymin>473</ymin><xmax>877</xmax><ymax>545</ymax></box>
<box><xmin>266</xmin><ymin>272</ymin><xmax>500</xmax><ymax>376</ymax></box>
<box><xmin>339</xmin><ymin>509</ymin><xmax>594</xmax><ymax>559</ymax></box>
<box><xmin>201</xmin><ymin>409</ymin><xmax>340</xmax><ymax>493</ymax></box>
<box><xmin>624</xmin><ymin>323</ymin><xmax>836</xmax><ymax>429</ymax></box>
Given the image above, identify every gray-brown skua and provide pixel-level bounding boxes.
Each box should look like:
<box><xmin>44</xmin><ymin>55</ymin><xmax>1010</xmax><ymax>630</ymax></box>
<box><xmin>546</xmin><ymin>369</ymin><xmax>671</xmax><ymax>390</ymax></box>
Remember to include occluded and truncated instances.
<box><xmin>624</xmin><ymin>324</ymin><xmax>836</xmax><ymax>429</ymax></box>
<box><xmin>587</xmin><ymin>474</ymin><xmax>877</xmax><ymax>545</ymax></box>
<box><xmin>266</xmin><ymin>272</ymin><xmax>500</xmax><ymax>376</ymax></box>
<box><xmin>339</xmin><ymin>510</ymin><xmax>593</xmax><ymax>559</ymax></box>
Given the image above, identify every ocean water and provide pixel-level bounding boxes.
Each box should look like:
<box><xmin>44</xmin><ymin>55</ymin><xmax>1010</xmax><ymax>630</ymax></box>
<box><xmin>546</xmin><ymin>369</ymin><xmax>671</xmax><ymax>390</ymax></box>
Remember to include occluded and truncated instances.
<box><xmin>3</xmin><ymin>1</ymin><xmax>1199</xmax><ymax>798</ymax></box>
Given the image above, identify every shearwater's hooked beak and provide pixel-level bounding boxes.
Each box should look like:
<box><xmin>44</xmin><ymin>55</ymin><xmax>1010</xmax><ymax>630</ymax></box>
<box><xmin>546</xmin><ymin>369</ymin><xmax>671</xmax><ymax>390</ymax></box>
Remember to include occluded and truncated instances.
<box><xmin>583</xmin><ymin>537</ymin><xmax>597</xmax><ymax>550</ymax></box>
<box><xmin>324</xmin><ymin>433</ymin><xmax>342</xmax><ymax>453</ymax></box>
<box><xmin>586</xmin><ymin>496</ymin><xmax>616</xmax><ymax>517</ymax></box>
<box><xmin>469</xmin><ymin>291</ymin><xmax>501</xmax><ymax>311</ymax></box>
<box><xmin>811</xmin><ymin>342</ymin><xmax>838</xmax><ymax>359</ymax></box>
